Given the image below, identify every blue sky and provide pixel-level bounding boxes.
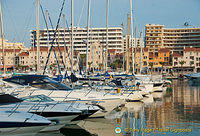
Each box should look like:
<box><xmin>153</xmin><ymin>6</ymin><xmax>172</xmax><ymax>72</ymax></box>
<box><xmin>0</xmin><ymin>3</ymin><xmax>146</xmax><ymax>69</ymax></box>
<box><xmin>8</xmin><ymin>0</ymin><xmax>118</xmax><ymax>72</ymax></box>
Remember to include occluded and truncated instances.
<box><xmin>2</xmin><ymin>0</ymin><xmax>200</xmax><ymax>46</ymax></box>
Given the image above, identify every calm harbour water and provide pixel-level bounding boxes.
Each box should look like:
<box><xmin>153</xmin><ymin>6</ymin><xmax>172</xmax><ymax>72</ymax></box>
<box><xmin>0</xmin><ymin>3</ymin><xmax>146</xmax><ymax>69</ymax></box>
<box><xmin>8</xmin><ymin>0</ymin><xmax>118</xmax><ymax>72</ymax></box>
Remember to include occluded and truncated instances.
<box><xmin>18</xmin><ymin>80</ymin><xmax>200</xmax><ymax>136</ymax></box>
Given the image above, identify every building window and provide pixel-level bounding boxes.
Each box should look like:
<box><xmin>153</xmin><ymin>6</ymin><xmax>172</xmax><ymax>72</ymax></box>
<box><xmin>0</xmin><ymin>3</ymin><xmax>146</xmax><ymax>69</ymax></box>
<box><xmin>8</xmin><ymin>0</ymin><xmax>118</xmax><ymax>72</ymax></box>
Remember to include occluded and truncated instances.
<box><xmin>174</xmin><ymin>62</ymin><xmax>177</xmax><ymax>66</ymax></box>
<box><xmin>190</xmin><ymin>56</ymin><xmax>194</xmax><ymax>60</ymax></box>
<box><xmin>164</xmin><ymin>57</ymin><xmax>168</xmax><ymax>61</ymax></box>
<box><xmin>190</xmin><ymin>61</ymin><xmax>194</xmax><ymax>65</ymax></box>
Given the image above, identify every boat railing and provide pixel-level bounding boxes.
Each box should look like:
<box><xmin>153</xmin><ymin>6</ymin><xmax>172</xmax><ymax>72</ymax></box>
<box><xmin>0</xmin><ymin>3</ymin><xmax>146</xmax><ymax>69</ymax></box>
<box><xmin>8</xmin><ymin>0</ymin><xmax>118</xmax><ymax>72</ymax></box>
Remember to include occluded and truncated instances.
<box><xmin>8</xmin><ymin>103</ymin><xmax>22</xmax><ymax>117</ymax></box>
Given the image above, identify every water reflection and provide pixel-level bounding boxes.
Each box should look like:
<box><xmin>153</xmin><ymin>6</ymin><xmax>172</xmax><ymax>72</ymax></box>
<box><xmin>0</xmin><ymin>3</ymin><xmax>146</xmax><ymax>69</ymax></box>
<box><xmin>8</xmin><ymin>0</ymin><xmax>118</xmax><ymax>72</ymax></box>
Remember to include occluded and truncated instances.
<box><xmin>113</xmin><ymin>80</ymin><xmax>200</xmax><ymax>136</ymax></box>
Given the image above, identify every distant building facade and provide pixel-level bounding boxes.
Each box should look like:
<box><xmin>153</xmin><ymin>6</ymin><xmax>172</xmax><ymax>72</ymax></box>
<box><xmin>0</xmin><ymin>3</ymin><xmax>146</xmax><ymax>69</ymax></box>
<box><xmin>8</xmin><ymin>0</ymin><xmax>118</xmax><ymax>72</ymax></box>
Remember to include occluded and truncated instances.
<box><xmin>145</xmin><ymin>24</ymin><xmax>200</xmax><ymax>54</ymax></box>
<box><xmin>172</xmin><ymin>47</ymin><xmax>200</xmax><ymax>72</ymax></box>
<box><xmin>30</xmin><ymin>27</ymin><xmax>124</xmax><ymax>54</ymax></box>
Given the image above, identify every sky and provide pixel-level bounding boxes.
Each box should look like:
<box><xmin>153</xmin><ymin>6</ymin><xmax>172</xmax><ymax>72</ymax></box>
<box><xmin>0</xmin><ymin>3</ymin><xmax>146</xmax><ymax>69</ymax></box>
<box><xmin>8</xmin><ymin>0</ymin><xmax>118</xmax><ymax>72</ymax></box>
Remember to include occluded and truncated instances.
<box><xmin>1</xmin><ymin>0</ymin><xmax>200</xmax><ymax>47</ymax></box>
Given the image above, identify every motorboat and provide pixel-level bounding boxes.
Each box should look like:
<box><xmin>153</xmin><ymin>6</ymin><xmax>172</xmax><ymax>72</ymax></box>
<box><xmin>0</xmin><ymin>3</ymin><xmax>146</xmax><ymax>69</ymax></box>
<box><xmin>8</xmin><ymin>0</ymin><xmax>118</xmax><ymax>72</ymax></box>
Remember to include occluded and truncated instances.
<box><xmin>0</xmin><ymin>110</ymin><xmax>51</xmax><ymax>135</ymax></box>
<box><xmin>2</xmin><ymin>75</ymin><xmax>125</xmax><ymax>118</ymax></box>
<box><xmin>0</xmin><ymin>94</ymin><xmax>98</xmax><ymax>131</ymax></box>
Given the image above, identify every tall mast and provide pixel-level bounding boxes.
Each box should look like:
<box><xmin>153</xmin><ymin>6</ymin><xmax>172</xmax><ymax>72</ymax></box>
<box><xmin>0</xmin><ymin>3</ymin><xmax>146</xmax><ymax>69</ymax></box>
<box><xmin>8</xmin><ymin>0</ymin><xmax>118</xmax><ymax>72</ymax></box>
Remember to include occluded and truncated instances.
<box><xmin>130</xmin><ymin>0</ymin><xmax>134</xmax><ymax>74</ymax></box>
<box><xmin>33</xmin><ymin>31</ymin><xmax>35</xmax><ymax>70</ymax></box>
<box><xmin>105</xmin><ymin>0</ymin><xmax>109</xmax><ymax>72</ymax></box>
<box><xmin>0</xmin><ymin>0</ymin><xmax>5</xmax><ymax>74</ymax></box>
<box><xmin>12</xmin><ymin>39</ymin><xmax>16</xmax><ymax>71</ymax></box>
<box><xmin>126</xmin><ymin>14</ymin><xmax>130</xmax><ymax>74</ymax></box>
<box><xmin>71</xmin><ymin>0</ymin><xmax>74</xmax><ymax>74</ymax></box>
<box><xmin>36</xmin><ymin>0</ymin><xmax>40</xmax><ymax>74</ymax></box>
<box><xmin>134</xmin><ymin>26</ymin><xmax>137</xmax><ymax>73</ymax></box>
<box><xmin>63</xmin><ymin>14</ymin><xmax>67</xmax><ymax>67</ymax></box>
<box><xmin>85</xmin><ymin>0</ymin><xmax>91</xmax><ymax>77</ymax></box>
<box><xmin>46</xmin><ymin>10</ymin><xmax>50</xmax><ymax>54</ymax></box>
<box><xmin>140</xmin><ymin>31</ymin><xmax>143</xmax><ymax>74</ymax></box>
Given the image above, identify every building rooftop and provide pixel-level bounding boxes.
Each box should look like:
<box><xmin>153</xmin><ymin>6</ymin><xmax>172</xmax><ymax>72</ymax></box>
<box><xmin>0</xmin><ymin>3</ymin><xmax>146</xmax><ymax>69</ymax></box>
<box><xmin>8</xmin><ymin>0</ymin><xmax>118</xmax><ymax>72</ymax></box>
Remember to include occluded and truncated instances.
<box><xmin>158</xmin><ymin>48</ymin><xmax>170</xmax><ymax>53</ymax></box>
<box><xmin>19</xmin><ymin>52</ymin><xmax>29</xmax><ymax>56</ymax></box>
<box><xmin>184</xmin><ymin>47</ymin><xmax>200</xmax><ymax>52</ymax></box>
<box><xmin>172</xmin><ymin>52</ymin><xmax>183</xmax><ymax>57</ymax></box>
<box><xmin>0</xmin><ymin>49</ymin><xmax>21</xmax><ymax>52</ymax></box>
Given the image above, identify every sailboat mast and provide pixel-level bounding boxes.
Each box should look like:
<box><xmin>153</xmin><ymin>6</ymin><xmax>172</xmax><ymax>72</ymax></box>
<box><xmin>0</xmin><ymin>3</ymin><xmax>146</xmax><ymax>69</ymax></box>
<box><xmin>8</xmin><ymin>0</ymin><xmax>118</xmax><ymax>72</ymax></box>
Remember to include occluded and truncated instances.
<box><xmin>126</xmin><ymin>14</ymin><xmax>130</xmax><ymax>74</ymax></box>
<box><xmin>85</xmin><ymin>0</ymin><xmax>91</xmax><ymax>77</ymax></box>
<box><xmin>105</xmin><ymin>0</ymin><xmax>109</xmax><ymax>72</ymax></box>
<box><xmin>71</xmin><ymin>0</ymin><xmax>74</xmax><ymax>74</ymax></box>
<box><xmin>140</xmin><ymin>31</ymin><xmax>143</xmax><ymax>74</ymax></box>
<box><xmin>63</xmin><ymin>14</ymin><xmax>67</xmax><ymax>67</ymax></box>
<box><xmin>0</xmin><ymin>0</ymin><xmax>5</xmax><ymax>74</ymax></box>
<box><xmin>130</xmin><ymin>0</ymin><xmax>134</xmax><ymax>74</ymax></box>
<box><xmin>46</xmin><ymin>10</ymin><xmax>50</xmax><ymax>54</ymax></box>
<box><xmin>134</xmin><ymin>26</ymin><xmax>137</xmax><ymax>73</ymax></box>
<box><xmin>36</xmin><ymin>0</ymin><xmax>40</xmax><ymax>74</ymax></box>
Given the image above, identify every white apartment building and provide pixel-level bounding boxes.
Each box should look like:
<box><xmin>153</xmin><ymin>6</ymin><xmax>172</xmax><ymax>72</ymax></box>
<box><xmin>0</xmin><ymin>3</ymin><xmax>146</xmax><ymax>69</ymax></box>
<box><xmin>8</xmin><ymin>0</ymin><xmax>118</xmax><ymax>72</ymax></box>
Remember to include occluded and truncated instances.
<box><xmin>30</xmin><ymin>27</ymin><xmax>123</xmax><ymax>54</ymax></box>
<box><xmin>0</xmin><ymin>38</ymin><xmax>26</xmax><ymax>50</ymax></box>
<box><xmin>123</xmin><ymin>36</ymin><xmax>144</xmax><ymax>52</ymax></box>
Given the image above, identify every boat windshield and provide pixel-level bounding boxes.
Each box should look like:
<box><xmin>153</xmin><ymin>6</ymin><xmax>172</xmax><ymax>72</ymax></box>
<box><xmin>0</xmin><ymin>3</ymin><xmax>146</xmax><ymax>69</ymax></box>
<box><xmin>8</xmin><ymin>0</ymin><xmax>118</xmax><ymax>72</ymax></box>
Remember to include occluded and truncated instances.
<box><xmin>21</xmin><ymin>95</ymin><xmax>54</xmax><ymax>102</ymax></box>
<box><xmin>4</xmin><ymin>75</ymin><xmax>73</xmax><ymax>91</ymax></box>
<box><xmin>31</xmin><ymin>77</ymin><xmax>73</xmax><ymax>91</ymax></box>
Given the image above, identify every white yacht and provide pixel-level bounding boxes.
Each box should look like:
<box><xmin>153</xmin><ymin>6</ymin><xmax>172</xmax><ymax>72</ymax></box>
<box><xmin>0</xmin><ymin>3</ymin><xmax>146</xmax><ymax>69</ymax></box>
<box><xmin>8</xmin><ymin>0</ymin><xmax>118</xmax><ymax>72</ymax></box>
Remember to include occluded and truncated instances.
<box><xmin>2</xmin><ymin>75</ymin><xmax>124</xmax><ymax>118</ymax></box>
<box><xmin>0</xmin><ymin>94</ymin><xmax>99</xmax><ymax>131</ymax></box>
<box><xmin>0</xmin><ymin>110</ymin><xmax>51</xmax><ymax>135</ymax></box>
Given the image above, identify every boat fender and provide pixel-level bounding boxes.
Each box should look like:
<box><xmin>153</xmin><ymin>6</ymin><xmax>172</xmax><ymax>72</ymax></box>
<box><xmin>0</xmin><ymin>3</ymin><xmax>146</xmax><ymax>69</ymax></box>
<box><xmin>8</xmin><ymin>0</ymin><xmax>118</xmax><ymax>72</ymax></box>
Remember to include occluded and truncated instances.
<box><xmin>117</xmin><ymin>88</ymin><xmax>121</xmax><ymax>93</ymax></box>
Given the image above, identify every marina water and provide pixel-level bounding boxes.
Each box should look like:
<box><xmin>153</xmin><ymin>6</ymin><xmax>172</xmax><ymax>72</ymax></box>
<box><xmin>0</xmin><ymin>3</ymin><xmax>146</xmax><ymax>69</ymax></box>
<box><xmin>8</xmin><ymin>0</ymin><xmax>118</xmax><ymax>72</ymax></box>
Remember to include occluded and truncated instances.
<box><xmin>60</xmin><ymin>80</ymin><xmax>200</xmax><ymax>136</ymax></box>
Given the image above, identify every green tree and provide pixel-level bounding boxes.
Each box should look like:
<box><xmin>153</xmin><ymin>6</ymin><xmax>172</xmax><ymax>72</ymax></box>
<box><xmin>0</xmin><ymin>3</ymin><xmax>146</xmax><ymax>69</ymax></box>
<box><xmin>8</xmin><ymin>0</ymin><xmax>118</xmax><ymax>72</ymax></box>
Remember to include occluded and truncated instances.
<box><xmin>179</xmin><ymin>60</ymin><xmax>186</xmax><ymax>74</ymax></box>
<box><xmin>98</xmin><ymin>63</ymin><xmax>103</xmax><ymax>70</ymax></box>
<box><xmin>159</xmin><ymin>62</ymin><xmax>166</xmax><ymax>75</ymax></box>
<box><xmin>149</xmin><ymin>62</ymin><xmax>153</xmax><ymax>74</ymax></box>
<box><xmin>88</xmin><ymin>62</ymin><xmax>93</xmax><ymax>71</ymax></box>
<box><xmin>111</xmin><ymin>59</ymin><xmax>123</xmax><ymax>70</ymax></box>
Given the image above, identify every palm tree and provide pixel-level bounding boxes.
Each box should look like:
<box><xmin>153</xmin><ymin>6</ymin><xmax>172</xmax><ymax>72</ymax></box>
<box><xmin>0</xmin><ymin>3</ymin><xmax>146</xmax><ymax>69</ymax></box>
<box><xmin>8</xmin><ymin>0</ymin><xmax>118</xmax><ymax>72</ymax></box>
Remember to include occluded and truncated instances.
<box><xmin>179</xmin><ymin>60</ymin><xmax>186</xmax><ymax>75</ymax></box>
<box><xmin>149</xmin><ymin>62</ymin><xmax>153</xmax><ymax>74</ymax></box>
<box><xmin>98</xmin><ymin>63</ymin><xmax>103</xmax><ymax>70</ymax></box>
<box><xmin>88</xmin><ymin>62</ymin><xmax>93</xmax><ymax>71</ymax></box>
<box><xmin>159</xmin><ymin>62</ymin><xmax>166</xmax><ymax>75</ymax></box>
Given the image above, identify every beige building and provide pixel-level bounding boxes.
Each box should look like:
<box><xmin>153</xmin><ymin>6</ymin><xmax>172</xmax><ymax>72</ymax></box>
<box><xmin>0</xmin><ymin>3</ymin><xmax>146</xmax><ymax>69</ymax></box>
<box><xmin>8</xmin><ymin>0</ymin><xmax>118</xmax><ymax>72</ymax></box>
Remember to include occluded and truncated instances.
<box><xmin>28</xmin><ymin>46</ymin><xmax>77</xmax><ymax>71</ymax></box>
<box><xmin>128</xmin><ymin>47</ymin><xmax>149</xmax><ymax>72</ymax></box>
<box><xmin>172</xmin><ymin>47</ymin><xmax>200</xmax><ymax>72</ymax></box>
<box><xmin>0</xmin><ymin>39</ymin><xmax>26</xmax><ymax>50</ymax></box>
<box><xmin>0</xmin><ymin>49</ymin><xmax>21</xmax><ymax>70</ymax></box>
<box><xmin>88</xmin><ymin>42</ymin><xmax>103</xmax><ymax>70</ymax></box>
<box><xmin>145</xmin><ymin>24</ymin><xmax>200</xmax><ymax>53</ymax></box>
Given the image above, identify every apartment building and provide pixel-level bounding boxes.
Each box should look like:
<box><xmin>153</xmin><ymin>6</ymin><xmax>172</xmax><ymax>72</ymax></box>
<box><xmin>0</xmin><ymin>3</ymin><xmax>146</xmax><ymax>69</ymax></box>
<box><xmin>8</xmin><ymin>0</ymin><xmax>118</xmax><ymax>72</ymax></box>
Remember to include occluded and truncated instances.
<box><xmin>88</xmin><ymin>42</ymin><xmax>103</xmax><ymax>70</ymax></box>
<box><xmin>149</xmin><ymin>48</ymin><xmax>171</xmax><ymax>69</ymax></box>
<box><xmin>30</xmin><ymin>27</ymin><xmax>124</xmax><ymax>54</ymax></box>
<box><xmin>28</xmin><ymin>46</ymin><xmax>74</xmax><ymax>71</ymax></box>
<box><xmin>145</xmin><ymin>24</ymin><xmax>200</xmax><ymax>53</ymax></box>
<box><xmin>134</xmin><ymin>47</ymin><xmax>149</xmax><ymax>72</ymax></box>
<box><xmin>0</xmin><ymin>49</ymin><xmax>21</xmax><ymax>70</ymax></box>
<box><xmin>172</xmin><ymin>47</ymin><xmax>200</xmax><ymax>72</ymax></box>
<box><xmin>0</xmin><ymin>38</ymin><xmax>26</xmax><ymax>50</ymax></box>
<box><xmin>125</xmin><ymin>47</ymin><xmax>149</xmax><ymax>73</ymax></box>
<box><xmin>123</xmin><ymin>37</ymin><xmax>144</xmax><ymax>52</ymax></box>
